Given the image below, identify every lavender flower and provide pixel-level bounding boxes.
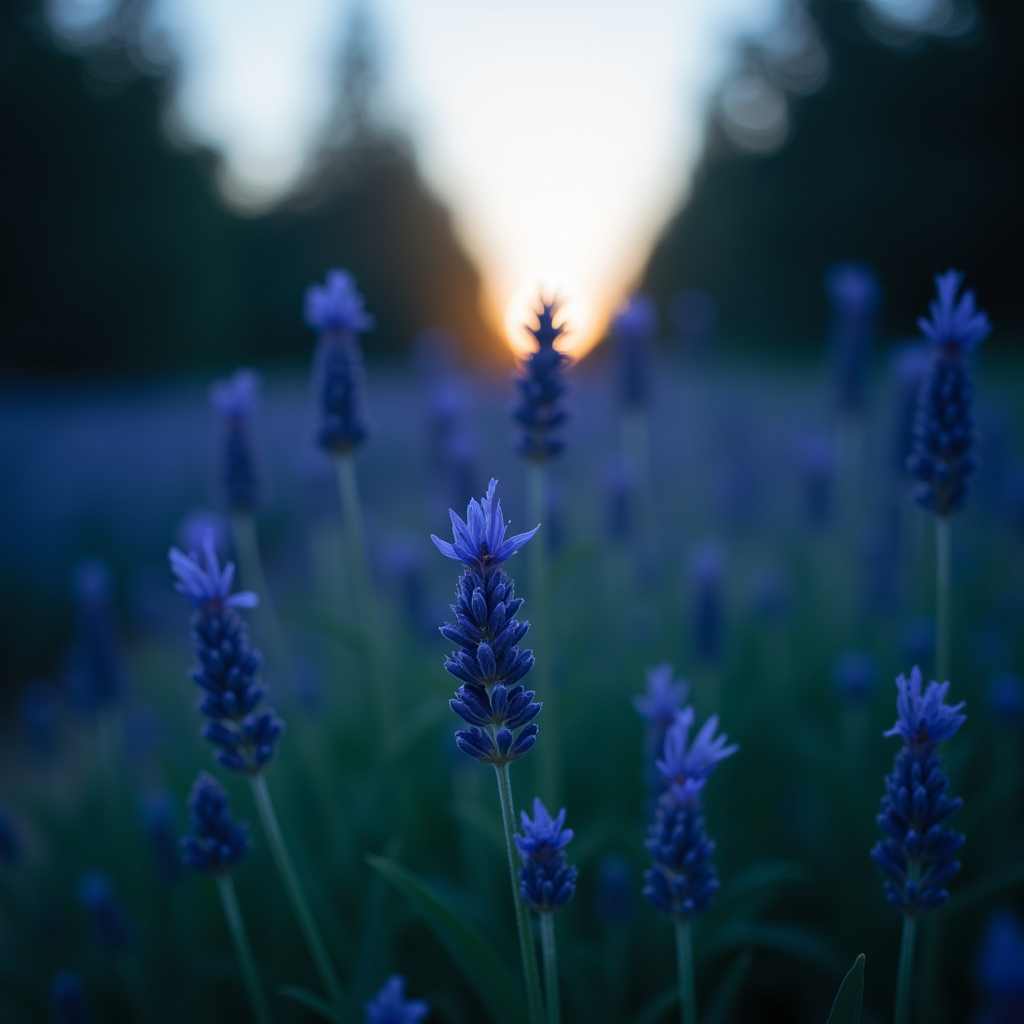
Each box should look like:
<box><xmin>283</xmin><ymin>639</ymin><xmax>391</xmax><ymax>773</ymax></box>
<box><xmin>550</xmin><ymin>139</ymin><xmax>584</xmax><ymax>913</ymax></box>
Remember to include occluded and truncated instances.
<box><xmin>181</xmin><ymin>772</ymin><xmax>251</xmax><ymax>876</ymax></box>
<box><xmin>825</xmin><ymin>261</ymin><xmax>881</xmax><ymax>416</ymax></box>
<box><xmin>603</xmin><ymin>459</ymin><xmax>635</xmax><ymax>543</ymax></box>
<box><xmin>975</xmin><ymin>910</ymin><xmax>1024</xmax><ymax>1015</ymax></box>
<box><xmin>871</xmin><ymin>667</ymin><xmax>966</xmax><ymax>915</ymax></box>
<box><xmin>798</xmin><ymin>432</ymin><xmax>834</xmax><ymax>529</ymax></box>
<box><xmin>305</xmin><ymin>269</ymin><xmax>375</xmax><ymax>455</ymax></box>
<box><xmin>987</xmin><ymin>672</ymin><xmax>1024</xmax><ymax>727</ymax></box>
<box><xmin>77</xmin><ymin>872</ymin><xmax>134</xmax><ymax>951</ymax></box>
<box><xmin>139</xmin><ymin>789</ymin><xmax>182</xmax><ymax>886</ymax></box>
<box><xmin>832</xmin><ymin>650</ymin><xmax>878</xmax><ymax>704</ymax></box>
<box><xmin>907</xmin><ymin>270</ymin><xmax>991</xmax><ymax>517</ymax></box>
<box><xmin>515</xmin><ymin>798</ymin><xmax>578</xmax><ymax>913</ymax></box>
<box><xmin>433</xmin><ymin>480</ymin><xmax>541</xmax><ymax>765</ymax></box>
<box><xmin>512</xmin><ymin>298</ymin><xmax>571</xmax><ymax>462</ymax></box>
<box><xmin>889</xmin><ymin>344</ymin><xmax>931</xmax><ymax>477</ymax></box>
<box><xmin>51</xmin><ymin>971</ymin><xmax>94</xmax><ymax>1024</ymax></box>
<box><xmin>634</xmin><ymin>664</ymin><xmax>690</xmax><ymax>788</ymax></box>
<box><xmin>365</xmin><ymin>975</ymin><xmax>429</xmax><ymax>1024</ymax></box>
<box><xmin>690</xmin><ymin>544</ymin><xmax>724</xmax><ymax>664</ymax></box>
<box><xmin>211</xmin><ymin>369</ymin><xmax>261</xmax><ymax>513</ymax></box>
<box><xmin>644</xmin><ymin>710</ymin><xmax>738</xmax><ymax>920</ymax></box>
<box><xmin>168</xmin><ymin>533</ymin><xmax>283</xmax><ymax>774</ymax></box>
<box><xmin>610</xmin><ymin>293</ymin><xmax>657</xmax><ymax>411</ymax></box>
<box><xmin>68</xmin><ymin>559</ymin><xmax>126</xmax><ymax>712</ymax></box>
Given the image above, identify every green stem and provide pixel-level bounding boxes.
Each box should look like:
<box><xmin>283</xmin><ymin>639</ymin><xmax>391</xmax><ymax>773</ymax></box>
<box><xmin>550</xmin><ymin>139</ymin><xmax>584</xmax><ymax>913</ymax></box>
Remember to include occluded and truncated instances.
<box><xmin>231</xmin><ymin>513</ymin><xmax>296</xmax><ymax>693</ymax></box>
<box><xmin>894</xmin><ymin>913</ymin><xmax>917</xmax><ymax>1024</ymax></box>
<box><xmin>250</xmin><ymin>774</ymin><xmax>346</xmax><ymax>1015</ymax></box>
<box><xmin>217</xmin><ymin>874</ymin><xmax>275</xmax><ymax>1024</ymax></box>
<box><xmin>674</xmin><ymin>920</ymin><xmax>697</xmax><ymax>1024</ymax></box>
<box><xmin>540</xmin><ymin>912</ymin><xmax>561</xmax><ymax>1024</ymax></box>
<box><xmin>935</xmin><ymin>517</ymin><xmax>951</xmax><ymax>682</ymax></box>
<box><xmin>493</xmin><ymin>762</ymin><xmax>544</xmax><ymax>1024</ymax></box>
<box><xmin>335</xmin><ymin>455</ymin><xmax>393</xmax><ymax>737</ymax></box>
<box><xmin>527</xmin><ymin>460</ymin><xmax>559</xmax><ymax>804</ymax></box>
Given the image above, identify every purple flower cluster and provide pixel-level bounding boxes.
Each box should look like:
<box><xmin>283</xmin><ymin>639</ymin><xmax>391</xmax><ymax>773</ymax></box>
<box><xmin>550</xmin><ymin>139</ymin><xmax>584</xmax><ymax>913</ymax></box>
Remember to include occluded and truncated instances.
<box><xmin>515</xmin><ymin>799</ymin><xmax>578</xmax><ymax>914</ymax></box>
<box><xmin>512</xmin><ymin>299</ymin><xmax>572</xmax><ymax>462</ymax></box>
<box><xmin>643</xmin><ymin>708</ymin><xmax>738</xmax><ymax>921</ymax></box>
<box><xmin>871</xmin><ymin>667</ymin><xmax>966</xmax><ymax>915</ymax></box>
<box><xmin>210</xmin><ymin>368</ymin><xmax>261</xmax><ymax>514</ymax></box>
<box><xmin>907</xmin><ymin>270</ymin><xmax>991</xmax><ymax>517</ymax></box>
<box><xmin>181</xmin><ymin>772</ymin><xmax>251</xmax><ymax>876</ymax></box>
<box><xmin>365</xmin><ymin>975</ymin><xmax>429</xmax><ymax>1024</ymax></box>
<box><xmin>433</xmin><ymin>480</ymin><xmax>542</xmax><ymax>765</ymax></box>
<box><xmin>169</xmin><ymin>533</ymin><xmax>283</xmax><ymax>774</ymax></box>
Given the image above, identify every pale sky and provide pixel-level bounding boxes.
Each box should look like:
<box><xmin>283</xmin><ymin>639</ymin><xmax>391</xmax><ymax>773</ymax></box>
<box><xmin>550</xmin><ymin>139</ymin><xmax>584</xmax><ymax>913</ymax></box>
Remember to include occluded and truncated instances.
<box><xmin>53</xmin><ymin>0</ymin><xmax>790</xmax><ymax>354</ymax></box>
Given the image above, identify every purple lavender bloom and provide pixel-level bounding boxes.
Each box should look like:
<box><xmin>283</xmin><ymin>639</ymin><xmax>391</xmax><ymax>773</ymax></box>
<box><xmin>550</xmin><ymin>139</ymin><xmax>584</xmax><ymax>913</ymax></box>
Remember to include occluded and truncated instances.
<box><xmin>798</xmin><ymin>432</ymin><xmax>834</xmax><ymax>529</ymax></box>
<box><xmin>178</xmin><ymin>509</ymin><xmax>229</xmax><ymax>562</ymax></box>
<box><xmin>515</xmin><ymin>798</ymin><xmax>578</xmax><ymax>913</ymax></box>
<box><xmin>181</xmin><ymin>772</ymin><xmax>251</xmax><ymax>876</ymax></box>
<box><xmin>431</xmin><ymin>478</ymin><xmax>539</xmax><ymax>576</ymax></box>
<box><xmin>987</xmin><ymin>673</ymin><xmax>1024</xmax><ymax>727</ymax></box>
<box><xmin>907</xmin><ymin>270</ymin><xmax>990</xmax><ymax>517</ymax></box>
<box><xmin>139</xmin><ymin>789</ymin><xmax>182</xmax><ymax>887</ymax></box>
<box><xmin>51</xmin><ymin>971</ymin><xmax>94</xmax><ymax>1024</ymax></box>
<box><xmin>77</xmin><ymin>872</ymin><xmax>134</xmax><ymax>951</ymax></box>
<box><xmin>0</xmin><ymin>808</ymin><xmax>21</xmax><ymax>867</ymax></box>
<box><xmin>832</xmin><ymin>650</ymin><xmax>878</xmax><ymax>704</ymax></box>
<box><xmin>871</xmin><ymin>667</ymin><xmax>966</xmax><ymax>915</ymax></box>
<box><xmin>365</xmin><ymin>975</ymin><xmax>429</xmax><ymax>1024</ymax></box>
<box><xmin>889</xmin><ymin>344</ymin><xmax>931</xmax><ymax>477</ymax></box>
<box><xmin>634</xmin><ymin>664</ymin><xmax>690</xmax><ymax>789</ymax></box>
<box><xmin>610</xmin><ymin>293</ymin><xmax>658</xmax><ymax>410</ymax></box>
<box><xmin>975</xmin><ymin>911</ymin><xmax>1024</xmax><ymax>1015</ymax></box>
<box><xmin>306</xmin><ymin>269</ymin><xmax>374</xmax><ymax>455</ymax></box>
<box><xmin>643</xmin><ymin>710</ymin><xmax>737</xmax><ymax>921</ymax></box>
<box><xmin>595</xmin><ymin>854</ymin><xmax>633</xmax><ymax>926</ymax></box>
<box><xmin>210</xmin><ymin>369</ymin><xmax>261</xmax><ymax>514</ymax></box>
<box><xmin>512</xmin><ymin>298</ymin><xmax>572</xmax><ymax>462</ymax></box>
<box><xmin>603</xmin><ymin>459</ymin><xmax>635</xmax><ymax>543</ymax></box>
<box><xmin>168</xmin><ymin>533</ymin><xmax>282</xmax><ymax>774</ymax></box>
<box><xmin>434</xmin><ymin>481</ymin><xmax>541</xmax><ymax>765</ymax></box>
<box><xmin>68</xmin><ymin>559</ymin><xmax>126</xmax><ymax>712</ymax></box>
<box><xmin>825</xmin><ymin>261</ymin><xmax>881</xmax><ymax>416</ymax></box>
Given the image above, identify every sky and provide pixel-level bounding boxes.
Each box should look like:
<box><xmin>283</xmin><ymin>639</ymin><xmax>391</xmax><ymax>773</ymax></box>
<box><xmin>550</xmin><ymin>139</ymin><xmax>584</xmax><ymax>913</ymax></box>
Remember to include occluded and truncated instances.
<box><xmin>52</xmin><ymin>0</ymin><xmax>792</xmax><ymax>355</ymax></box>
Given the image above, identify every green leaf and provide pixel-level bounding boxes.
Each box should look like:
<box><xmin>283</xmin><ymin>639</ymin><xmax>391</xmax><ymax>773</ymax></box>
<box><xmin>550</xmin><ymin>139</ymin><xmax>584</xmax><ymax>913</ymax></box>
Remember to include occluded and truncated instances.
<box><xmin>366</xmin><ymin>855</ymin><xmax>527</xmax><ymax>1024</ymax></box>
<box><xmin>826</xmin><ymin>954</ymin><xmax>865</xmax><ymax>1024</ymax></box>
<box><xmin>706</xmin><ymin>922</ymin><xmax>845</xmax><ymax>977</ymax></box>
<box><xmin>279</xmin><ymin>985</ymin><xmax>345</xmax><ymax>1023</ymax></box>
<box><xmin>704</xmin><ymin>952</ymin><xmax>754</xmax><ymax>1024</ymax></box>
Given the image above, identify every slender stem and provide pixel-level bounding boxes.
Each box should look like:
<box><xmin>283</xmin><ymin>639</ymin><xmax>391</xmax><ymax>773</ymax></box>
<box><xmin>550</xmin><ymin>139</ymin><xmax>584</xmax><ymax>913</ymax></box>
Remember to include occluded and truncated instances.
<box><xmin>539</xmin><ymin>912</ymin><xmax>561</xmax><ymax>1024</ymax></box>
<box><xmin>493</xmin><ymin>762</ymin><xmax>544</xmax><ymax>1024</ymax></box>
<box><xmin>894</xmin><ymin>913</ymin><xmax>917</xmax><ymax>1024</ymax></box>
<box><xmin>935</xmin><ymin>517</ymin><xmax>951</xmax><ymax>682</ymax></box>
<box><xmin>217</xmin><ymin>874</ymin><xmax>275</xmax><ymax>1024</ymax></box>
<box><xmin>674</xmin><ymin>920</ymin><xmax>697</xmax><ymax>1024</ymax></box>
<box><xmin>231</xmin><ymin>513</ymin><xmax>296</xmax><ymax>693</ymax></box>
<box><xmin>335</xmin><ymin>455</ymin><xmax>393</xmax><ymax>736</ymax></box>
<box><xmin>527</xmin><ymin>460</ymin><xmax>559</xmax><ymax>804</ymax></box>
<box><xmin>250</xmin><ymin>774</ymin><xmax>346</xmax><ymax>1015</ymax></box>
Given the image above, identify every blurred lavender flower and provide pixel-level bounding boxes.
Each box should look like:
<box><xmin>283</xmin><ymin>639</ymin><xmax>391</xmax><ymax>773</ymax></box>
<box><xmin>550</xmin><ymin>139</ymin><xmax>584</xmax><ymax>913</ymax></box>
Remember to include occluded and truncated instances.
<box><xmin>20</xmin><ymin>679</ymin><xmax>59</xmax><ymax>760</ymax></box>
<box><xmin>433</xmin><ymin>480</ymin><xmax>541</xmax><ymax>765</ymax></box>
<box><xmin>168</xmin><ymin>533</ymin><xmax>283</xmax><ymax>774</ymax></box>
<box><xmin>384</xmin><ymin>536</ymin><xmax>426</xmax><ymax>628</ymax></box>
<box><xmin>907</xmin><ymin>270</ymin><xmax>991</xmax><ymax>517</ymax></box>
<box><xmin>689</xmin><ymin>544</ymin><xmax>724</xmax><ymax>664</ymax></box>
<box><xmin>305</xmin><ymin>269</ymin><xmax>375</xmax><ymax>455</ymax></box>
<box><xmin>832</xmin><ymin>650</ymin><xmax>878</xmax><ymax>703</ymax></box>
<box><xmin>825</xmin><ymin>261</ymin><xmax>881</xmax><ymax>416</ymax></box>
<box><xmin>798</xmin><ymin>432</ymin><xmax>834</xmax><ymax>529</ymax></box>
<box><xmin>0</xmin><ymin>808</ymin><xmax>21</xmax><ymax>867</ymax></box>
<box><xmin>871</xmin><ymin>667</ymin><xmax>966</xmax><ymax>915</ymax></box>
<box><xmin>178</xmin><ymin>509</ymin><xmax>229</xmax><ymax>562</ymax></box>
<box><xmin>595</xmin><ymin>854</ymin><xmax>634</xmax><ymax>927</ymax></box>
<box><xmin>889</xmin><ymin>344</ymin><xmax>931</xmax><ymax>477</ymax></box>
<box><xmin>139</xmin><ymin>789</ymin><xmax>181</xmax><ymax>887</ymax></box>
<box><xmin>634</xmin><ymin>664</ymin><xmax>690</xmax><ymax>789</ymax></box>
<box><xmin>644</xmin><ymin>709</ymin><xmax>737</xmax><ymax>920</ymax></box>
<box><xmin>610</xmin><ymin>293</ymin><xmax>657</xmax><ymax>411</ymax></box>
<box><xmin>77</xmin><ymin>872</ymin><xmax>134</xmax><ymax>951</ymax></box>
<box><xmin>365</xmin><ymin>975</ymin><xmax>429</xmax><ymax>1024</ymax></box>
<box><xmin>211</xmin><ymin>369</ymin><xmax>261</xmax><ymax>513</ymax></box>
<box><xmin>68</xmin><ymin>559</ymin><xmax>126</xmax><ymax>713</ymax></box>
<box><xmin>987</xmin><ymin>673</ymin><xmax>1023</xmax><ymax>727</ymax></box>
<box><xmin>975</xmin><ymin>910</ymin><xmax>1024</xmax><ymax>1022</ymax></box>
<box><xmin>181</xmin><ymin>772</ymin><xmax>250</xmax><ymax>876</ymax></box>
<box><xmin>51</xmin><ymin>971</ymin><xmax>94</xmax><ymax>1024</ymax></box>
<box><xmin>603</xmin><ymin>460</ymin><xmax>635</xmax><ymax>544</ymax></box>
<box><xmin>516</xmin><ymin>798</ymin><xmax>578</xmax><ymax>914</ymax></box>
<box><xmin>512</xmin><ymin>298</ymin><xmax>572</xmax><ymax>462</ymax></box>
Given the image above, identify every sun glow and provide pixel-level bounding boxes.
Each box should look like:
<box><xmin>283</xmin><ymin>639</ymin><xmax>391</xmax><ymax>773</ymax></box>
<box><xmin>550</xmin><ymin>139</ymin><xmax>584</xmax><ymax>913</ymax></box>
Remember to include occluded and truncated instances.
<box><xmin>503</xmin><ymin>277</ymin><xmax>594</xmax><ymax>361</ymax></box>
